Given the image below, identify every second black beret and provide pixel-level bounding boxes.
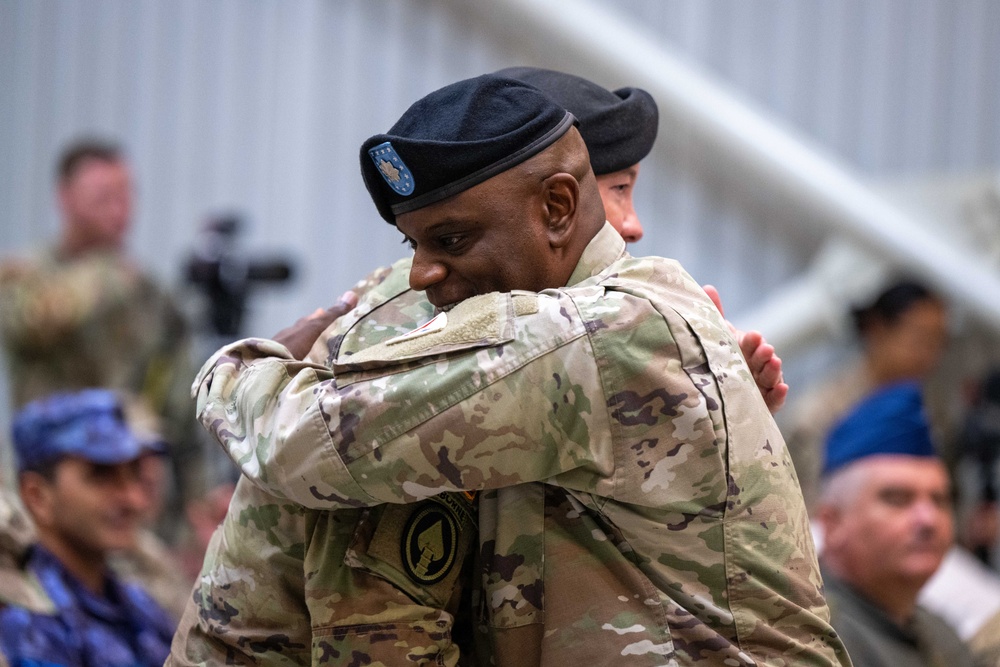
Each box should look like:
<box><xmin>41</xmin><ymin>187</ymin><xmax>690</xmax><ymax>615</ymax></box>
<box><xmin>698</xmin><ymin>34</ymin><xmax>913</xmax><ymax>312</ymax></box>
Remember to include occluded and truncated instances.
<box><xmin>495</xmin><ymin>66</ymin><xmax>659</xmax><ymax>176</ymax></box>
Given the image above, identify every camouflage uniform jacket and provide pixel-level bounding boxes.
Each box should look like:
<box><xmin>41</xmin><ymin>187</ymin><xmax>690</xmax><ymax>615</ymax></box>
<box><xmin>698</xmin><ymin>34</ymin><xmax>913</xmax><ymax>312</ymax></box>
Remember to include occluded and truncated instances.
<box><xmin>169</xmin><ymin>266</ymin><xmax>475</xmax><ymax>667</ymax></box>
<box><xmin>0</xmin><ymin>247</ymin><xmax>204</xmax><ymax>505</ymax></box>
<box><xmin>196</xmin><ymin>223</ymin><xmax>852</xmax><ymax>666</ymax></box>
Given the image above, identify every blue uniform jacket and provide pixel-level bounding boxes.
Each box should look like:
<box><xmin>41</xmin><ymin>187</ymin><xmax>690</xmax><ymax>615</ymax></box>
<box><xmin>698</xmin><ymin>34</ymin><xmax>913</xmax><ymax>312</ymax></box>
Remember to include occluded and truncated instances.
<box><xmin>0</xmin><ymin>545</ymin><xmax>174</xmax><ymax>667</ymax></box>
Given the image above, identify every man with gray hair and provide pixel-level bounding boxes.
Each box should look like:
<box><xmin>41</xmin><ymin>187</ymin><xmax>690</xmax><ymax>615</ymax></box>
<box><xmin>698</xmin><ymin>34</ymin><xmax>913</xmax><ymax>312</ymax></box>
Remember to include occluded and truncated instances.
<box><xmin>817</xmin><ymin>381</ymin><xmax>974</xmax><ymax>667</ymax></box>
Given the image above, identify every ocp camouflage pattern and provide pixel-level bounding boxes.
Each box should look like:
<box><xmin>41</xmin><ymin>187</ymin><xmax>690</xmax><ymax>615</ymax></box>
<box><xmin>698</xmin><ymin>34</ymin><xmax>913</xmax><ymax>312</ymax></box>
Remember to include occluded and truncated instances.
<box><xmin>169</xmin><ymin>262</ymin><xmax>473</xmax><ymax>666</ymax></box>
<box><xmin>195</xmin><ymin>224</ymin><xmax>852</xmax><ymax>666</ymax></box>
<box><xmin>0</xmin><ymin>248</ymin><xmax>204</xmax><ymax>506</ymax></box>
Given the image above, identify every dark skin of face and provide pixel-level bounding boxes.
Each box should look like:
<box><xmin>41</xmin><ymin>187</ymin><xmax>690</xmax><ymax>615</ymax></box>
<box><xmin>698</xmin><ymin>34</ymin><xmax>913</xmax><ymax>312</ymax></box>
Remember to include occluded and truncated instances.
<box><xmin>397</xmin><ymin>128</ymin><xmax>605</xmax><ymax>309</ymax></box>
<box><xmin>272</xmin><ymin>128</ymin><xmax>787</xmax><ymax>414</ymax></box>
<box><xmin>273</xmin><ymin>128</ymin><xmax>603</xmax><ymax>358</ymax></box>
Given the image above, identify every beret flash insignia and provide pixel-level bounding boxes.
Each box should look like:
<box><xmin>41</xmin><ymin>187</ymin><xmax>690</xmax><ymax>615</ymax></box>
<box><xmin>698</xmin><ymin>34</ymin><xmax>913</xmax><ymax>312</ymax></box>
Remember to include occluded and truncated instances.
<box><xmin>368</xmin><ymin>141</ymin><xmax>415</xmax><ymax>196</ymax></box>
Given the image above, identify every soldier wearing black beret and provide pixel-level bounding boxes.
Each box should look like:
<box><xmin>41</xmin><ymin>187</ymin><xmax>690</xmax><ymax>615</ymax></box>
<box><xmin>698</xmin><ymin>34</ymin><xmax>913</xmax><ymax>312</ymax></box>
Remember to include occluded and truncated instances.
<box><xmin>172</xmin><ymin>70</ymin><xmax>791</xmax><ymax>667</ymax></box>
<box><xmin>183</xmin><ymin>69</ymin><xmax>848</xmax><ymax>667</ymax></box>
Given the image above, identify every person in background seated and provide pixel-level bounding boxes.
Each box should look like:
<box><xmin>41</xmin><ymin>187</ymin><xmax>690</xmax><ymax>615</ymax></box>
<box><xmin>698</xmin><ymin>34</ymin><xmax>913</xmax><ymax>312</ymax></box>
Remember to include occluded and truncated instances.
<box><xmin>0</xmin><ymin>139</ymin><xmax>208</xmax><ymax>540</ymax></box>
<box><xmin>784</xmin><ymin>279</ymin><xmax>948</xmax><ymax>512</ymax></box>
<box><xmin>0</xmin><ymin>389</ymin><xmax>175</xmax><ymax>667</ymax></box>
<box><xmin>816</xmin><ymin>381</ymin><xmax>974</xmax><ymax>667</ymax></box>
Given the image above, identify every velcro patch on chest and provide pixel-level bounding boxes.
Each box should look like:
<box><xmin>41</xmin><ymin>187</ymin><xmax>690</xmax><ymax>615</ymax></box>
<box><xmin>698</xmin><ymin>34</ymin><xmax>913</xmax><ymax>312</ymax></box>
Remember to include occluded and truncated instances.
<box><xmin>385</xmin><ymin>310</ymin><xmax>448</xmax><ymax>345</ymax></box>
<box><xmin>336</xmin><ymin>292</ymin><xmax>533</xmax><ymax>367</ymax></box>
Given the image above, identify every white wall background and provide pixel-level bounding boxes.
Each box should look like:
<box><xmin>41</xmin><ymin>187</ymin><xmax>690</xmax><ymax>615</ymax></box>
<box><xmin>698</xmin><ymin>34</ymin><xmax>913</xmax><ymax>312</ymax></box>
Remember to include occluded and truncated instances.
<box><xmin>1</xmin><ymin>0</ymin><xmax>999</xmax><ymax>444</ymax></box>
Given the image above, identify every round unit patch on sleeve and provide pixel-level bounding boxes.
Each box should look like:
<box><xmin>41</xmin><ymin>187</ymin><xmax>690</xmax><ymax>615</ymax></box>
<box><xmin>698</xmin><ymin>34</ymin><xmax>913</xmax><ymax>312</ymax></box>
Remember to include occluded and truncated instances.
<box><xmin>401</xmin><ymin>504</ymin><xmax>458</xmax><ymax>585</ymax></box>
<box><xmin>368</xmin><ymin>141</ymin><xmax>415</xmax><ymax>196</ymax></box>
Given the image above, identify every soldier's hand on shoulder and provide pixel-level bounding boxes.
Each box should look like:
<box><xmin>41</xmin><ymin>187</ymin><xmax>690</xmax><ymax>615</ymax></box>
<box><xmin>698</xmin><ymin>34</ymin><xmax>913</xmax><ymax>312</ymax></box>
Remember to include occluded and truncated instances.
<box><xmin>273</xmin><ymin>291</ymin><xmax>358</xmax><ymax>360</ymax></box>
<box><xmin>702</xmin><ymin>284</ymin><xmax>788</xmax><ymax>414</ymax></box>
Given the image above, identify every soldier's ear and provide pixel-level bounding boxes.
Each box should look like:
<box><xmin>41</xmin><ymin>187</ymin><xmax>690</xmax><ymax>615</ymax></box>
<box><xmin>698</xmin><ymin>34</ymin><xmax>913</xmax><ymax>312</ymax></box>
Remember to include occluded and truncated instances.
<box><xmin>541</xmin><ymin>172</ymin><xmax>578</xmax><ymax>249</ymax></box>
<box><xmin>19</xmin><ymin>470</ymin><xmax>57</xmax><ymax>529</ymax></box>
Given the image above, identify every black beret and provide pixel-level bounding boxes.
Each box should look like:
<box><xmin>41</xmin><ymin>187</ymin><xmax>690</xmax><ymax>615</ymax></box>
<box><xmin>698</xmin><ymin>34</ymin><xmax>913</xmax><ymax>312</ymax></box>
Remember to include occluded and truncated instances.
<box><xmin>360</xmin><ymin>74</ymin><xmax>576</xmax><ymax>225</ymax></box>
<box><xmin>494</xmin><ymin>67</ymin><xmax>658</xmax><ymax>176</ymax></box>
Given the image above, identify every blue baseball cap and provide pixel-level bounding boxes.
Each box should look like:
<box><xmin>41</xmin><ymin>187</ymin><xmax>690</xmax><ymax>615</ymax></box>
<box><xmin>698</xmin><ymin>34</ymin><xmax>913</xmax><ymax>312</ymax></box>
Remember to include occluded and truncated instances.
<box><xmin>823</xmin><ymin>381</ymin><xmax>938</xmax><ymax>476</ymax></box>
<box><xmin>12</xmin><ymin>389</ymin><xmax>164</xmax><ymax>472</ymax></box>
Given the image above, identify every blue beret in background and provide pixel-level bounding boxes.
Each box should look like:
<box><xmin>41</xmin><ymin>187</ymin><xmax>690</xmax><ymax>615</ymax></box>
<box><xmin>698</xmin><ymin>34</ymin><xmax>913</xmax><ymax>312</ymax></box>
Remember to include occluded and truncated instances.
<box><xmin>823</xmin><ymin>380</ymin><xmax>938</xmax><ymax>476</ymax></box>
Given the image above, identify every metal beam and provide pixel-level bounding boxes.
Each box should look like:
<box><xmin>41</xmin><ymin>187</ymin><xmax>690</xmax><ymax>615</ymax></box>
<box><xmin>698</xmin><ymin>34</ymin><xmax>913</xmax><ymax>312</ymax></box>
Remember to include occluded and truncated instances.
<box><xmin>449</xmin><ymin>0</ymin><xmax>1000</xmax><ymax>332</ymax></box>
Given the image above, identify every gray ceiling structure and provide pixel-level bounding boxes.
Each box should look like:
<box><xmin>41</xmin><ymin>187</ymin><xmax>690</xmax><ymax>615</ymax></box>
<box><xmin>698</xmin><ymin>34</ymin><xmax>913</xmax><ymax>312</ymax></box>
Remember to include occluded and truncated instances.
<box><xmin>1</xmin><ymin>0</ymin><xmax>999</xmax><ymax>455</ymax></box>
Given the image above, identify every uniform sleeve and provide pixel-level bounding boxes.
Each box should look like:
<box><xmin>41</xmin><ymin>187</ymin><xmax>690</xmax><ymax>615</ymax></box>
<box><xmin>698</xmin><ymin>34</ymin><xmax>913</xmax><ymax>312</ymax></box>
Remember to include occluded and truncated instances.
<box><xmin>194</xmin><ymin>290</ymin><xmax>616</xmax><ymax>509</ymax></box>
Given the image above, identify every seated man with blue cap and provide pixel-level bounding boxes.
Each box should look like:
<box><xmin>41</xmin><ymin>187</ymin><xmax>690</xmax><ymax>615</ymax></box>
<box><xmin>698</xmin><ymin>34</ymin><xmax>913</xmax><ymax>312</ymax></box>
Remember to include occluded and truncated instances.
<box><xmin>0</xmin><ymin>389</ymin><xmax>175</xmax><ymax>667</ymax></box>
<box><xmin>816</xmin><ymin>381</ymin><xmax>974</xmax><ymax>667</ymax></box>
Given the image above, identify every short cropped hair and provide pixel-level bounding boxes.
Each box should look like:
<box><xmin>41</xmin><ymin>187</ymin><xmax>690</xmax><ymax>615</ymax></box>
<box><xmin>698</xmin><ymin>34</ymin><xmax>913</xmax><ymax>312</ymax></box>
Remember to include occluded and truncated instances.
<box><xmin>18</xmin><ymin>456</ymin><xmax>61</xmax><ymax>483</ymax></box>
<box><xmin>56</xmin><ymin>138</ymin><xmax>123</xmax><ymax>184</ymax></box>
<box><xmin>850</xmin><ymin>280</ymin><xmax>940</xmax><ymax>337</ymax></box>
<box><xmin>818</xmin><ymin>461</ymin><xmax>869</xmax><ymax>512</ymax></box>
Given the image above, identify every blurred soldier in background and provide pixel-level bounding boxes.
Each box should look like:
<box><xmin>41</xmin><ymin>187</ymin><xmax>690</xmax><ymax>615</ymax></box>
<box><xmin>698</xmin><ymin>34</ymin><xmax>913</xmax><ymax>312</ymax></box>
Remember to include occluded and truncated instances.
<box><xmin>0</xmin><ymin>139</ymin><xmax>207</xmax><ymax>535</ymax></box>
<box><xmin>0</xmin><ymin>390</ymin><xmax>175</xmax><ymax>666</ymax></box>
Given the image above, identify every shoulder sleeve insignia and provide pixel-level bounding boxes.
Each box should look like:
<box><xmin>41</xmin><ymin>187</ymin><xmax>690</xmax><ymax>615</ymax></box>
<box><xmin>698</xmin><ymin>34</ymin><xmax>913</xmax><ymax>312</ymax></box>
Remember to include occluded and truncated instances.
<box><xmin>352</xmin><ymin>494</ymin><xmax>477</xmax><ymax>607</ymax></box>
<box><xmin>401</xmin><ymin>505</ymin><xmax>458</xmax><ymax>585</ymax></box>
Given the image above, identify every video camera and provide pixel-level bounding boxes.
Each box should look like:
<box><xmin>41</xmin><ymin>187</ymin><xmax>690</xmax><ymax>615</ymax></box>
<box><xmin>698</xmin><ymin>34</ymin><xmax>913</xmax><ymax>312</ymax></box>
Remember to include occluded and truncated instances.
<box><xmin>186</xmin><ymin>214</ymin><xmax>295</xmax><ymax>338</ymax></box>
